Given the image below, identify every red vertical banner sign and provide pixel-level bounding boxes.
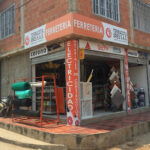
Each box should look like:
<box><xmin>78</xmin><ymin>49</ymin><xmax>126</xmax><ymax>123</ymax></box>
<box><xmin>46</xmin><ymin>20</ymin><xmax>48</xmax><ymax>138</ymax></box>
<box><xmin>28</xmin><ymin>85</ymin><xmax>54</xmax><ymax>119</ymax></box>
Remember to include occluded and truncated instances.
<box><xmin>124</xmin><ymin>49</ymin><xmax>131</xmax><ymax>113</ymax></box>
<box><xmin>65</xmin><ymin>40</ymin><xmax>80</xmax><ymax>126</ymax></box>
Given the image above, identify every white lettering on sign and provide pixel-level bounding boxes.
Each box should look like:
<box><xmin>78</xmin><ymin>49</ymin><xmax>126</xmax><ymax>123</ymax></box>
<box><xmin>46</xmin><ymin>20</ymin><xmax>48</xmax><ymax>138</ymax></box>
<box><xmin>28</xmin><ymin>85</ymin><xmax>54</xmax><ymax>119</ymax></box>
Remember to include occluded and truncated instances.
<box><xmin>30</xmin><ymin>47</ymin><xmax>48</xmax><ymax>59</ymax></box>
<box><xmin>73</xmin><ymin>19</ymin><xmax>103</xmax><ymax>34</ymax></box>
<box><xmin>102</xmin><ymin>22</ymin><xmax>128</xmax><ymax>45</ymax></box>
<box><xmin>66</xmin><ymin>40</ymin><xmax>80</xmax><ymax>126</ymax></box>
<box><xmin>25</xmin><ymin>13</ymin><xmax>128</xmax><ymax>49</ymax></box>
<box><xmin>66</xmin><ymin>41</ymin><xmax>74</xmax><ymax>113</ymax></box>
<box><xmin>46</xmin><ymin>20</ymin><xmax>71</xmax><ymax>36</ymax></box>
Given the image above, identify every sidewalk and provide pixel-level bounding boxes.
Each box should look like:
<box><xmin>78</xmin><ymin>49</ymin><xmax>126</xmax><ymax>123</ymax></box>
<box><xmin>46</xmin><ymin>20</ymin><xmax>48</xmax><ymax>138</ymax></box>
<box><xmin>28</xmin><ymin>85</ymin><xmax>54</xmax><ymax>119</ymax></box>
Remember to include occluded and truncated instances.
<box><xmin>0</xmin><ymin>128</ymin><xmax>67</xmax><ymax>150</ymax></box>
<box><xmin>0</xmin><ymin>110</ymin><xmax>150</xmax><ymax>150</ymax></box>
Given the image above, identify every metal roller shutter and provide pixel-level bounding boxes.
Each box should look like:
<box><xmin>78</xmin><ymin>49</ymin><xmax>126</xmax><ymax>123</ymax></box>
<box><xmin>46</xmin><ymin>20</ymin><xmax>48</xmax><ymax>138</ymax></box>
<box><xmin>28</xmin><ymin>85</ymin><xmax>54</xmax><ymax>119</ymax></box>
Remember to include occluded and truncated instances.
<box><xmin>31</xmin><ymin>50</ymin><xmax>65</xmax><ymax>65</ymax></box>
<box><xmin>84</xmin><ymin>50</ymin><xmax>124</xmax><ymax>60</ymax></box>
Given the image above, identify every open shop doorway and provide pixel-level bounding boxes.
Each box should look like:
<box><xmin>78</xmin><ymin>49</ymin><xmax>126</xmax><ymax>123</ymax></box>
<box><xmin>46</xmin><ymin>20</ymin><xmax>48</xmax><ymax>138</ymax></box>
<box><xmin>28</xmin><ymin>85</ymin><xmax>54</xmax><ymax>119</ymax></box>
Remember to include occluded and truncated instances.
<box><xmin>80</xmin><ymin>56</ymin><xmax>125</xmax><ymax>118</ymax></box>
<box><xmin>35</xmin><ymin>59</ymin><xmax>67</xmax><ymax>120</ymax></box>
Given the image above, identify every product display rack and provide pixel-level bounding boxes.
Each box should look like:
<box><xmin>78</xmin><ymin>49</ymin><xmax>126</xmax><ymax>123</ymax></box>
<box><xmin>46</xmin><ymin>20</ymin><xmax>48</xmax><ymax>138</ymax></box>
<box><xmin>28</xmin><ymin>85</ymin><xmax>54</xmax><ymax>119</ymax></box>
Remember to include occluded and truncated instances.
<box><xmin>36</xmin><ymin>85</ymin><xmax>56</xmax><ymax>115</ymax></box>
<box><xmin>12</xmin><ymin>75</ymin><xmax>60</xmax><ymax>127</ymax></box>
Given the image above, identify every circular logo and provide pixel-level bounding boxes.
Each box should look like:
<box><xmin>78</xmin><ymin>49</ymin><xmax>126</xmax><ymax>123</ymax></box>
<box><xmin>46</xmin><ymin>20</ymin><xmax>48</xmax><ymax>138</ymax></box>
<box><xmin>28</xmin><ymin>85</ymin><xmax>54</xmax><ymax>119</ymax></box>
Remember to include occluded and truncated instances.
<box><xmin>106</xmin><ymin>28</ymin><xmax>112</xmax><ymax>38</ymax></box>
<box><xmin>67</xmin><ymin>116</ymin><xmax>73</xmax><ymax>125</ymax></box>
<box><xmin>25</xmin><ymin>36</ymin><xmax>30</xmax><ymax>46</ymax></box>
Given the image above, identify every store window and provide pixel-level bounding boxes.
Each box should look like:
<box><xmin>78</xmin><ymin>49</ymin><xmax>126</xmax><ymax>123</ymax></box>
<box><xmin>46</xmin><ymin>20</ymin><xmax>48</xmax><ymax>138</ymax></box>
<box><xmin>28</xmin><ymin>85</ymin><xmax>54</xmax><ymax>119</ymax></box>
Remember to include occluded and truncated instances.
<box><xmin>0</xmin><ymin>4</ymin><xmax>15</xmax><ymax>39</ymax></box>
<box><xmin>93</xmin><ymin>0</ymin><xmax>120</xmax><ymax>22</ymax></box>
<box><xmin>133</xmin><ymin>0</ymin><xmax>150</xmax><ymax>33</ymax></box>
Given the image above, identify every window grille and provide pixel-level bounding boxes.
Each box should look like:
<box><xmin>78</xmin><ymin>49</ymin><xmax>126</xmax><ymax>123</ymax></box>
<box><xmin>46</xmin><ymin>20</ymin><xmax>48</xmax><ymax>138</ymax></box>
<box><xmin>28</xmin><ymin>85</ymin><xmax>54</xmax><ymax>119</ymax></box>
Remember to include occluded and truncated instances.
<box><xmin>93</xmin><ymin>0</ymin><xmax>120</xmax><ymax>22</ymax></box>
<box><xmin>0</xmin><ymin>4</ymin><xmax>15</xmax><ymax>39</ymax></box>
<box><xmin>133</xmin><ymin>0</ymin><xmax>150</xmax><ymax>33</ymax></box>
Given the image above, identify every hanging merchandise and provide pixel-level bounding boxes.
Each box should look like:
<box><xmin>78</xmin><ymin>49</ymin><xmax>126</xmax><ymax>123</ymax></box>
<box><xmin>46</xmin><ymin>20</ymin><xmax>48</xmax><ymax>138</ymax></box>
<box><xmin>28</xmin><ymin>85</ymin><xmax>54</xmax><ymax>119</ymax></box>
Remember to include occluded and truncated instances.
<box><xmin>109</xmin><ymin>71</ymin><xmax>119</xmax><ymax>84</ymax></box>
<box><xmin>133</xmin><ymin>88</ymin><xmax>138</xmax><ymax>108</ymax></box>
<box><xmin>109</xmin><ymin>66</ymin><xmax>124</xmax><ymax>111</ymax></box>
<box><xmin>12</xmin><ymin>82</ymin><xmax>31</xmax><ymax>91</ymax></box>
<box><xmin>110</xmin><ymin>84</ymin><xmax>121</xmax><ymax>98</ymax></box>
<box><xmin>138</xmin><ymin>88</ymin><xmax>145</xmax><ymax>107</ymax></box>
<box><xmin>87</xmin><ymin>69</ymin><xmax>94</xmax><ymax>82</ymax></box>
<box><xmin>111</xmin><ymin>90</ymin><xmax>124</xmax><ymax>111</ymax></box>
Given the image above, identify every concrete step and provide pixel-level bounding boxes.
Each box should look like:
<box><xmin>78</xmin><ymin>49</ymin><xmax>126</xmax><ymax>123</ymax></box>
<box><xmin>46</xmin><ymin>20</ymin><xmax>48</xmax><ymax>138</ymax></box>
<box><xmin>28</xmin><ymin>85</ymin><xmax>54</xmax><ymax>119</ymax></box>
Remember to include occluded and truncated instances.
<box><xmin>0</xmin><ymin>128</ymin><xmax>67</xmax><ymax>150</ymax></box>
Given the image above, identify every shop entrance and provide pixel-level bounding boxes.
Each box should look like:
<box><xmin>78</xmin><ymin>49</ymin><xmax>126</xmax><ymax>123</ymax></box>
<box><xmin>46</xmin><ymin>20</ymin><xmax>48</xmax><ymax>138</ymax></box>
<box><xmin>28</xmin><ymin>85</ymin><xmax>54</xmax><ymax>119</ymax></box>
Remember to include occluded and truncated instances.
<box><xmin>129</xmin><ymin>63</ymin><xmax>149</xmax><ymax>109</ymax></box>
<box><xmin>80</xmin><ymin>54</ymin><xmax>125</xmax><ymax>118</ymax></box>
<box><xmin>33</xmin><ymin>59</ymin><xmax>67</xmax><ymax>119</ymax></box>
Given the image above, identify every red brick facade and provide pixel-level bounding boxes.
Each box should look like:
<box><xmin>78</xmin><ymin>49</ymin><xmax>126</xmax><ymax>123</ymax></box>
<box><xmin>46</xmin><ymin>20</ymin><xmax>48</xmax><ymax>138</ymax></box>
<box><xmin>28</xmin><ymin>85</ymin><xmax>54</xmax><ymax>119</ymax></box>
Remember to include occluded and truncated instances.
<box><xmin>24</xmin><ymin>0</ymin><xmax>68</xmax><ymax>32</ymax></box>
<box><xmin>0</xmin><ymin>0</ymin><xmax>21</xmax><ymax>52</ymax></box>
<box><xmin>0</xmin><ymin>0</ymin><xmax>150</xmax><ymax>53</ymax></box>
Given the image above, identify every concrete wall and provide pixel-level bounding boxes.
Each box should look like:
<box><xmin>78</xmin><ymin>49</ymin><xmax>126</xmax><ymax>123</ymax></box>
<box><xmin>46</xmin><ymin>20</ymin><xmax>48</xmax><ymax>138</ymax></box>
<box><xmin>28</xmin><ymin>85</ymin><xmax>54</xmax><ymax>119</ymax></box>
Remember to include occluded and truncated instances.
<box><xmin>1</xmin><ymin>52</ymin><xmax>31</xmax><ymax>97</ymax></box>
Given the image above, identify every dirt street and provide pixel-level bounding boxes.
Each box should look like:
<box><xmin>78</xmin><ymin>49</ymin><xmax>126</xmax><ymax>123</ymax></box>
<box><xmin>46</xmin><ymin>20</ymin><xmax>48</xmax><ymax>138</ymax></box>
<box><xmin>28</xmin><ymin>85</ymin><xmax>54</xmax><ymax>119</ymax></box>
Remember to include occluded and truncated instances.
<box><xmin>109</xmin><ymin>132</ymin><xmax>150</xmax><ymax>150</ymax></box>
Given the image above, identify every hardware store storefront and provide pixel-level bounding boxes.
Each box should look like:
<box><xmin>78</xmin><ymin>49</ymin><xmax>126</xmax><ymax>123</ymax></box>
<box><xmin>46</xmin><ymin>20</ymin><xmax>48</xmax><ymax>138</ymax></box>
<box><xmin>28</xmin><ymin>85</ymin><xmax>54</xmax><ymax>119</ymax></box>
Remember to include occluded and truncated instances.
<box><xmin>24</xmin><ymin>13</ymin><xmax>149</xmax><ymax>126</ymax></box>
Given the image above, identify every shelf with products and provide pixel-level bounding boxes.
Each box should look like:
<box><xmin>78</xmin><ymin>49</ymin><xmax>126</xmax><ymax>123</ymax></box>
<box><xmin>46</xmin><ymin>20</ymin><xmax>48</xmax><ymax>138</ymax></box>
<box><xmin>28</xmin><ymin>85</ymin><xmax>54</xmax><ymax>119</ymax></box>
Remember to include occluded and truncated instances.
<box><xmin>36</xmin><ymin>85</ymin><xmax>57</xmax><ymax>114</ymax></box>
<box><xmin>92</xmin><ymin>84</ymin><xmax>111</xmax><ymax>110</ymax></box>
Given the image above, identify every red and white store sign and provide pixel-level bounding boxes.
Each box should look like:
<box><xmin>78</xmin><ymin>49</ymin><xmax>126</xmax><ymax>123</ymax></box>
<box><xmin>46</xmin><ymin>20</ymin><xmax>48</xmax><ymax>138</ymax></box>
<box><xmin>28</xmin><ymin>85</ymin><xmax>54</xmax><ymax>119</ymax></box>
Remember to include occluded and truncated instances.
<box><xmin>65</xmin><ymin>40</ymin><xmax>80</xmax><ymax>126</ymax></box>
<box><xmin>124</xmin><ymin>49</ymin><xmax>131</xmax><ymax>113</ymax></box>
<box><xmin>25</xmin><ymin>13</ymin><xmax>128</xmax><ymax>49</ymax></box>
<box><xmin>79</xmin><ymin>40</ymin><xmax>125</xmax><ymax>55</ymax></box>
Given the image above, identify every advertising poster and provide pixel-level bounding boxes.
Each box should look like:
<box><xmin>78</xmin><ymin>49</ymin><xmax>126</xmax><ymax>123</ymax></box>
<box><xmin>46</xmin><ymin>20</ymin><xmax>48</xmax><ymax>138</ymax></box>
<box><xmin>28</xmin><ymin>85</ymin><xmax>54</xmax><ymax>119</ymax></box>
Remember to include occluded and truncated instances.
<box><xmin>124</xmin><ymin>49</ymin><xmax>131</xmax><ymax>113</ymax></box>
<box><xmin>65</xmin><ymin>40</ymin><xmax>80</xmax><ymax>126</ymax></box>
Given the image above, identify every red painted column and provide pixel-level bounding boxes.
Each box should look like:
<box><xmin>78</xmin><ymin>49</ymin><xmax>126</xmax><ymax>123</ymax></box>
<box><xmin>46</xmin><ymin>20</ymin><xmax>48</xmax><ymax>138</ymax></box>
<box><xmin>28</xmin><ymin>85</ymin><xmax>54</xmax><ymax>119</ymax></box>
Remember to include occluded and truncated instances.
<box><xmin>65</xmin><ymin>40</ymin><xmax>80</xmax><ymax>126</ymax></box>
<box><xmin>124</xmin><ymin>49</ymin><xmax>131</xmax><ymax>113</ymax></box>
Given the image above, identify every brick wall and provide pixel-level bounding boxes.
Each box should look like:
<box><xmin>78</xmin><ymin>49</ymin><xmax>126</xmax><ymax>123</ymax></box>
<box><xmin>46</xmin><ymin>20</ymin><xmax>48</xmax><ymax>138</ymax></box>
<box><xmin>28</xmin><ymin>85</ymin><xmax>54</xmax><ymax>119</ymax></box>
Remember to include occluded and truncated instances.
<box><xmin>24</xmin><ymin>0</ymin><xmax>68</xmax><ymax>32</ymax></box>
<box><xmin>0</xmin><ymin>0</ymin><xmax>21</xmax><ymax>53</ymax></box>
<box><xmin>133</xmin><ymin>0</ymin><xmax>150</xmax><ymax>47</ymax></box>
<box><xmin>0</xmin><ymin>0</ymin><xmax>150</xmax><ymax>53</ymax></box>
<box><xmin>0</xmin><ymin>0</ymin><xmax>68</xmax><ymax>52</ymax></box>
<box><xmin>77</xmin><ymin>0</ymin><xmax>131</xmax><ymax>42</ymax></box>
<box><xmin>77</xmin><ymin>0</ymin><xmax>150</xmax><ymax>48</ymax></box>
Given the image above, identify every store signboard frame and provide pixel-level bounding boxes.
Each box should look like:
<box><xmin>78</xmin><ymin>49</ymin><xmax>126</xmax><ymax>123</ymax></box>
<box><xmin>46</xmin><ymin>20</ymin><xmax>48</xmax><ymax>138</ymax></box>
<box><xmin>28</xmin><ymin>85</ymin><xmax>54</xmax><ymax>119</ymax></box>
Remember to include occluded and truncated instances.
<box><xmin>79</xmin><ymin>40</ymin><xmax>125</xmax><ymax>56</ymax></box>
<box><xmin>30</xmin><ymin>47</ymin><xmax>48</xmax><ymax>59</ymax></box>
<box><xmin>128</xmin><ymin>50</ymin><xmax>139</xmax><ymax>57</ymax></box>
<box><xmin>25</xmin><ymin>13</ymin><xmax>128</xmax><ymax>49</ymax></box>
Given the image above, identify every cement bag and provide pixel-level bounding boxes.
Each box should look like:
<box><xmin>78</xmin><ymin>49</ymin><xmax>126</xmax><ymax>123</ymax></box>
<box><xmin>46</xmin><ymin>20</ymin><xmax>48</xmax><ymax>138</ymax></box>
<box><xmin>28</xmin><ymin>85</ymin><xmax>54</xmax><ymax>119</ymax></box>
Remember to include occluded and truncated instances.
<box><xmin>15</xmin><ymin>90</ymin><xmax>32</xmax><ymax>99</ymax></box>
<box><xmin>12</xmin><ymin>82</ymin><xmax>31</xmax><ymax>91</ymax></box>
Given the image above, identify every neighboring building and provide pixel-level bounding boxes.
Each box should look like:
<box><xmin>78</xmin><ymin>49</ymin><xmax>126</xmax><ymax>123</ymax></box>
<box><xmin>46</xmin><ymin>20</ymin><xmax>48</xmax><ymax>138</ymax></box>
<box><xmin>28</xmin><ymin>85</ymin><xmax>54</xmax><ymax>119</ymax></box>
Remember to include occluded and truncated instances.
<box><xmin>0</xmin><ymin>0</ymin><xmax>150</xmax><ymax>126</ymax></box>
